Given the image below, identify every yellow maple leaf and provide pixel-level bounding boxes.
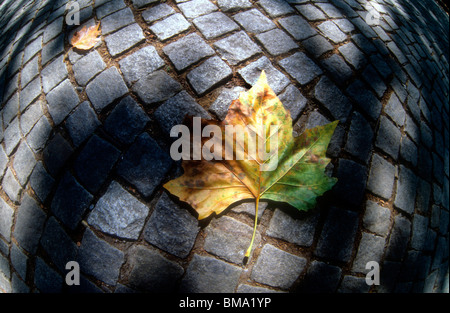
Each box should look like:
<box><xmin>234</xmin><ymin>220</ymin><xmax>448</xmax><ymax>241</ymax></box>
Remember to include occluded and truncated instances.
<box><xmin>71</xmin><ymin>23</ymin><xmax>101</xmax><ymax>50</ymax></box>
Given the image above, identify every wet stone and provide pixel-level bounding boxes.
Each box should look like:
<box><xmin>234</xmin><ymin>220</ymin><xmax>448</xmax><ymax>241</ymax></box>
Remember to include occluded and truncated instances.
<box><xmin>193</xmin><ymin>12</ymin><xmax>239</xmax><ymax>40</ymax></box>
<box><xmin>180</xmin><ymin>254</ymin><xmax>241</xmax><ymax>293</ymax></box>
<box><xmin>132</xmin><ymin>70</ymin><xmax>181</xmax><ymax>105</ymax></box>
<box><xmin>41</xmin><ymin>34</ymin><xmax>65</xmax><ymax>66</ymax></box>
<box><xmin>204</xmin><ymin>216</ymin><xmax>260</xmax><ymax>264</ymax></box>
<box><xmin>237</xmin><ymin>284</ymin><xmax>285</xmax><ymax>293</ymax></box>
<box><xmin>74</xmin><ymin>134</ymin><xmax>121</xmax><ymax>194</ymax></box>
<box><xmin>104</xmin><ymin>96</ymin><xmax>150</xmax><ymax>145</ymax></box>
<box><xmin>279</xmin><ymin>52</ymin><xmax>323</xmax><ymax>86</ymax></box>
<box><xmin>315</xmin><ymin>207</ymin><xmax>359</xmax><ymax>262</ymax></box>
<box><xmin>267</xmin><ymin>209</ymin><xmax>318</xmax><ymax>247</ymax></box>
<box><xmin>13</xmin><ymin>195</ymin><xmax>47</xmax><ymax>254</ymax></box>
<box><xmin>128</xmin><ymin>245</ymin><xmax>184</xmax><ymax>292</ymax></box>
<box><xmin>385</xmin><ymin>92</ymin><xmax>406</xmax><ymax>126</ymax></box>
<box><xmin>10</xmin><ymin>244</ymin><xmax>27</xmax><ymax>281</ymax></box>
<box><xmin>51</xmin><ymin>172</ymin><xmax>93</xmax><ymax>230</ymax></box>
<box><xmin>163</xmin><ymin>33</ymin><xmax>215</xmax><ymax>71</ymax></box>
<box><xmin>117</xmin><ymin>133</ymin><xmax>173</xmax><ymax>197</ymax></box>
<box><xmin>233</xmin><ymin>8</ymin><xmax>276</xmax><ymax>34</ymax></box>
<box><xmin>239</xmin><ymin>56</ymin><xmax>290</xmax><ymax>94</ymax></box>
<box><xmin>144</xmin><ymin>192</ymin><xmax>199</xmax><ymax>258</ymax></box>
<box><xmin>86</xmin><ymin>67</ymin><xmax>128</xmax><ymax>112</ymax></box>
<box><xmin>131</xmin><ymin>0</ymin><xmax>158</xmax><ymax>8</ymax></box>
<box><xmin>231</xmin><ymin>201</ymin><xmax>268</xmax><ymax>218</ymax></box>
<box><xmin>251</xmin><ymin>244</ymin><xmax>307</xmax><ymax>289</ymax></box>
<box><xmin>154</xmin><ymin>90</ymin><xmax>211</xmax><ymax>134</ymax></box>
<box><xmin>411</xmin><ymin>214</ymin><xmax>428</xmax><ymax>250</ymax></box>
<box><xmin>150</xmin><ymin>13</ymin><xmax>191</xmax><ymax>41</ymax></box>
<box><xmin>77</xmin><ymin>228</ymin><xmax>124</xmax><ymax>286</ymax></box>
<box><xmin>88</xmin><ymin>181</ymin><xmax>149</xmax><ymax>240</ymax></box>
<box><xmin>214</xmin><ymin>31</ymin><xmax>261</xmax><ymax>66</ymax></box>
<box><xmin>187</xmin><ymin>56</ymin><xmax>232</xmax><ymax>96</ymax></box>
<box><xmin>416</xmin><ymin>179</ymin><xmax>431</xmax><ymax>214</ymax></box>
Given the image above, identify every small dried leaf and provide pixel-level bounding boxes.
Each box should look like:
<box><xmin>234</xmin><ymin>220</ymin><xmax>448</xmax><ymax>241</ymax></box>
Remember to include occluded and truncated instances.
<box><xmin>71</xmin><ymin>23</ymin><xmax>101</xmax><ymax>50</ymax></box>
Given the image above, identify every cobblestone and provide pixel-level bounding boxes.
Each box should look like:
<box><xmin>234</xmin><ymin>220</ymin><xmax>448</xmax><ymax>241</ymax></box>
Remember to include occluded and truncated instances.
<box><xmin>278</xmin><ymin>15</ymin><xmax>316</xmax><ymax>41</ymax></box>
<box><xmin>187</xmin><ymin>56</ymin><xmax>232</xmax><ymax>96</ymax></box>
<box><xmin>46</xmin><ymin>79</ymin><xmax>80</xmax><ymax>125</ymax></box>
<box><xmin>214</xmin><ymin>31</ymin><xmax>261</xmax><ymax>66</ymax></box>
<box><xmin>127</xmin><ymin>245</ymin><xmax>184</xmax><ymax>292</ymax></box>
<box><xmin>104</xmin><ymin>23</ymin><xmax>145</xmax><ymax>57</ymax></box>
<box><xmin>233</xmin><ymin>8</ymin><xmax>276</xmax><ymax>34</ymax></box>
<box><xmin>367</xmin><ymin>153</ymin><xmax>396</xmax><ymax>200</ymax></box>
<box><xmin>144</xmin><ymin>192</ymin><xmax>199</xmax><ymax>258</ymax></box>
<box><xmin>150</xmin><ymin>13</ymin><xmax>190</xmax><ymax>41</ymax></box>
<box><xmin>251</xmin><ymin>244</ymin><xmax>306</xmax><ymax>289</ymax></box>
<box><xmin>204</xmin><ymin>216</ymin><xmax>259</xmax><ymax>264</ymax></box>
<box><xmin>74</xmin><ymin>134</ymin><xmax>120</xmax><ymax>194</ymax></box>
<box><xmin>193</xmin><ymin>12</ymin><xmax>239</xmax><ymax>40</ymax></box>
<box><xmin>279</xmin><ymin>52</ymin><xmax>322</xmax><ymax>86</ymax></box>
<box><xmin>1</xmin><ymin>0</ymin><xmax>448</xmax><ymax>294</ymax></box>
<box><xmin>163</xmin><ymin>33</ymin><xmax>214</xmax><ymax>71</ymax></box>
<box><xmin>256</xmin><ymin>29</ymin><xmax>298</xmax><ymax>56</ymax></box>
<box><xmin>180</xmin><ymin>254</ymin><xmax>241</xmax><ymax>293</ymax></box>
<box><xmin>117</xmin><ymin>133</ymin><xmax>172</xmax><ymax>197</ymax></box>
<box><xmin>86</xmin><ymin>67</ymin><xmax>127</xmax><ymax>111</ymax></box>
<box><xmin>267</xmin><ymin>208</ymin><xmax>318</xmax><ymax>247</ymax></box>
<box><xmin>78</xmin><ymin>228</ymin><xmax>124</xmax><ymax>286</ymax></box>
<box><xmin>239</xmin><ymin>56</ymin><xmax>289</xmax><ymax>94</ymax></box>
<box><xmin>315</xmin><ymin>207</ymin><xmax>359</xmax><ymax>263</ymax></box>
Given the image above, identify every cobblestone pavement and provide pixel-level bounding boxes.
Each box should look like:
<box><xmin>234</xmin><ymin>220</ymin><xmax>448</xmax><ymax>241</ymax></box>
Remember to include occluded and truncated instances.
<box><xmin>0</xmin><ymin>0</ymin><xmax>449</xmax><ymax>293</ymax></box>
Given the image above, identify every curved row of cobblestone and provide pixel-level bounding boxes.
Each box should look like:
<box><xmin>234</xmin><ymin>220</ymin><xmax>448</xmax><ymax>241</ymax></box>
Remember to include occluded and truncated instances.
<box><xmin>0</xmin><ymin>0</ymin><xmax>449</xmax><ymax>293</ymax></box>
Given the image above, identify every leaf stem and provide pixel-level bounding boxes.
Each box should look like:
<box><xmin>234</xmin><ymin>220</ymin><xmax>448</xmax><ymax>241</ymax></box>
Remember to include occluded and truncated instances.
<box><xmin>245</xmin><ymin>195</ymin><xmax>260</xmax><ymax>258</ymax></box>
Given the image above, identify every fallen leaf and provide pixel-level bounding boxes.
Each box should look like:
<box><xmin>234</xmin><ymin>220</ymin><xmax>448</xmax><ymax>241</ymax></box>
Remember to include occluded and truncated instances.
<box><xmin>164</xmin><ymin>71</ymin><xmax>338</xmax><ymax>257</ymax></box>
<box><xmin>71</xmin><ymin>23</ymin><xmax>101</xmax><ymax>50</ymax></box>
